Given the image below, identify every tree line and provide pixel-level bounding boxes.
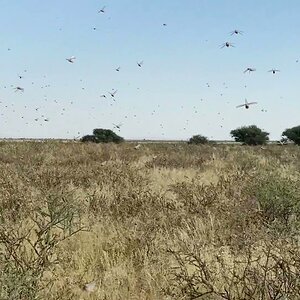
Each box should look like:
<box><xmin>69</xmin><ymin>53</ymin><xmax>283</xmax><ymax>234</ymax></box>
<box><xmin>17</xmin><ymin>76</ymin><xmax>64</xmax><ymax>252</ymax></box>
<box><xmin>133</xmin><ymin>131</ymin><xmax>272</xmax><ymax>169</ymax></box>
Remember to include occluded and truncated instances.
<box><xmin>81</xmin><ymin>125</ymin><xmax>300</xmax><ymax>146</ymax></box>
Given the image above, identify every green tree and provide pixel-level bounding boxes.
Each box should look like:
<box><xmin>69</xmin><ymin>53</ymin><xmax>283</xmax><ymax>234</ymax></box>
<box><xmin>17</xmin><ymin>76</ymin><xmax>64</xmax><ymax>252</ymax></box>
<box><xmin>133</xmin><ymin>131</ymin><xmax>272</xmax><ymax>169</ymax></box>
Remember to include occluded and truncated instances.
<box><xmin>282</xmin><ymin>126</ymin><xmax>300</xmax><ymax>145</ymax></box>
<box><xmin>230</xmin><ymin>125</ymin><xmax>269</xmax><ymax>145</ymax></box>
<box><xmin>188</xmin><ymin>134</ymin><xmax>209</xmax><ymax>145</ymax></box>
<box><xmin>81</xmin><ymin>129</ymin><xmax>124</xmax><ymax>143</ymax></box>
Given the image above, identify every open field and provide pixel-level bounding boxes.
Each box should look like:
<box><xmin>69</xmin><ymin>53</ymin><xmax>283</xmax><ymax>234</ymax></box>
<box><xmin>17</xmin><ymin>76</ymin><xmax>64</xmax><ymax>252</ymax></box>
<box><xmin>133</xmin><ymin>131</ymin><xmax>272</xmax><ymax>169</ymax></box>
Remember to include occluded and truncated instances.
<box><xmin>0</xmin><ymin>138</ymin><xmax>284</xmax><ymax>144</ymax></box>
<box><xmin>1</xmin><ymin>142</ymin><xmax>300</xmax><ymax>299</ymax></box>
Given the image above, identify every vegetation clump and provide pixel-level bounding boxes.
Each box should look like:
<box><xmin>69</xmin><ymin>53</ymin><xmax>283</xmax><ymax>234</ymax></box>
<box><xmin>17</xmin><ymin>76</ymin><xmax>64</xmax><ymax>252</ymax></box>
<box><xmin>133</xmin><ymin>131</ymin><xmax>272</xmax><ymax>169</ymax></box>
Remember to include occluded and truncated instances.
<box><xmin>81</xmin><ymin>128</ymin><xmax>124</xmax><ymax>143</ymax></box>
<box><xmin>81</xmin><ymin>134</ymin><xmax>98</xmax><ymax>143</ymax></box>
<box><xmin>230</xmin><ymin>125</ymin><xmax>269</xmax><ymax>145</ymax></box>
<box><xmin>188</xmin><ymin>134</ymin><xmax>209</xmax><ymax>145</ymax></box>
<box><xmin>282</xmin><ymin>125</ymin><xmax>300</xmax><ymax>145</ymax></box>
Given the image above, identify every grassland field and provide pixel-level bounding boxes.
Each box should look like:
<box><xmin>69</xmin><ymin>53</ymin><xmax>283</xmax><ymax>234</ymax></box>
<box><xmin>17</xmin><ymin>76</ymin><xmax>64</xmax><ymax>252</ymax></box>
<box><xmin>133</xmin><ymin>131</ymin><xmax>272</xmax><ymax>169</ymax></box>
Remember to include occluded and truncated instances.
<box><xmin>1</xmin><ymin>141</ymin><xmax>300</xmax><ymax>299</ymax></box>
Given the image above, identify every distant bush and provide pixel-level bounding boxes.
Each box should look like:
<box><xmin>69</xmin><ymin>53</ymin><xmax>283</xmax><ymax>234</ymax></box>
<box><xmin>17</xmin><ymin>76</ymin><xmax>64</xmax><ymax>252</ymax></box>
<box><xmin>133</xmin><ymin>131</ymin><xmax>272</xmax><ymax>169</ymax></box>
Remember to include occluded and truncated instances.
<box><xmin>188</xmin><ymin>134</ymin><xmax>209</xmax><ymax>145</ymax></box>
<box><xmin>230</xmin><ymin>125</ymin><xmax>269</xmax><ymax>145</ymax></box>
<box><xmin>81</xmin><ymin>135</ymin><xmax>98</xmax><ymax>143</ymax></box>
<box><xmin>81</xmin><ymin>128</ymin><xmax>124</xmax><ymax>144</ymax></box>
<box><xmin>282</xmin><ymin>126</ymin><xmax>300</xmax><ymax>145</ymax></box>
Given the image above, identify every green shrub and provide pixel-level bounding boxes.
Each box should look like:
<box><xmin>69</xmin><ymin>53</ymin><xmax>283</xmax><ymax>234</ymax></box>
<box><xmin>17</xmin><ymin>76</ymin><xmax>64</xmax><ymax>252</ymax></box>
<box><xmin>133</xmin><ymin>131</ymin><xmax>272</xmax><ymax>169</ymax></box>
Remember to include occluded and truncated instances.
<box><xmin>0</xmin><ymin>191</ymin><xmax>84</xmax><ymax>299</ymax></box>
<box><xmin>254</xmin><ymin>174</ymin><xmax>300</xmax><ymax>234</ymax></box>
<box><xmin>81</xmin><ymin>129</ymin><xmax>124</xmax><ymax>144</ymax></box>
<box><xmin>282</xmin><ymin>126</ymin><xmax>300</xmax><ymax>145</ymax></box>
<box><xmin>93</xmin><ymin>128</ymin><xmax>124</xmax><ymax>143</ymax></box>
<box><xmin>188</xmin><ymin>135</ymin><xmax>209</xmax><ymax>145</ymax></box>
<box><xmin>230</xmin><ymin>125</ymin><xmax>269</xmax><ymax>145</ymax></box>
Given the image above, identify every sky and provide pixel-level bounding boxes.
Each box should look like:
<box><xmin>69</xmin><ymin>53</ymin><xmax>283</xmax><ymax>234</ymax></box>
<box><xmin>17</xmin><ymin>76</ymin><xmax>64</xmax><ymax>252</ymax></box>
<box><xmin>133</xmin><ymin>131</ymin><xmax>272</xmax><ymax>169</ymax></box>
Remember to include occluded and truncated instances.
<box><xmin>0</xmin><ymin>0</ymin><xmax>300</xmax><ymax>140</ymax></box>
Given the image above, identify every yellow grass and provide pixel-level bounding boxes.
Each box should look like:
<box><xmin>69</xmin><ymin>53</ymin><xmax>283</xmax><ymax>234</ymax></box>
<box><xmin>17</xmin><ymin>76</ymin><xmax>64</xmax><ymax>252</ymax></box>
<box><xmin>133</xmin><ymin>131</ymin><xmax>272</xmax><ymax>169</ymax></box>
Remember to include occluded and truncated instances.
<box><xmin>1</xmin><ymin>142</ymin><xmax>300</xmax><ymax>299</ymax></box>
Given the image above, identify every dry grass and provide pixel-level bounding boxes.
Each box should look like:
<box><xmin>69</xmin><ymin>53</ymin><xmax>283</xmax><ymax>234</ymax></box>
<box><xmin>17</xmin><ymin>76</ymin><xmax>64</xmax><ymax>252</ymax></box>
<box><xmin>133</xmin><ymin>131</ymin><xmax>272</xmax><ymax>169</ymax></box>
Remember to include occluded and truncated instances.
<box><xmin>1</xmin><ymin>141</ymin><xmax>300</xmax><ymax>299</ymax></box>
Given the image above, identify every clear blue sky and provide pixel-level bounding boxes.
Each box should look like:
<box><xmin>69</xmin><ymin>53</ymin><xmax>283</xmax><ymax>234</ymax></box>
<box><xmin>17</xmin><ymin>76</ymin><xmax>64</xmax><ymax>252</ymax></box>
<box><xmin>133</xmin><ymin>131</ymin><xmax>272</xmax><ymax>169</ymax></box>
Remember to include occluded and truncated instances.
<box><xmin>0</xmin><ymin>0</ymin><xmax>299</xmax><ymax>140</ymax></box>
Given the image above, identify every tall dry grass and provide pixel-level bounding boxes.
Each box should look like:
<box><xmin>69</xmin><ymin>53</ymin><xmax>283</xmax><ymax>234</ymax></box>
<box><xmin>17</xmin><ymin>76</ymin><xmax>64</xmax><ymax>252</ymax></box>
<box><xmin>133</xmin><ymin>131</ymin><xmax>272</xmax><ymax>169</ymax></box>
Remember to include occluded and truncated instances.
<box><xmin>1</xmin><ymin>141</ymin><xmax>300</xmax><ymax>299</ymax></box>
